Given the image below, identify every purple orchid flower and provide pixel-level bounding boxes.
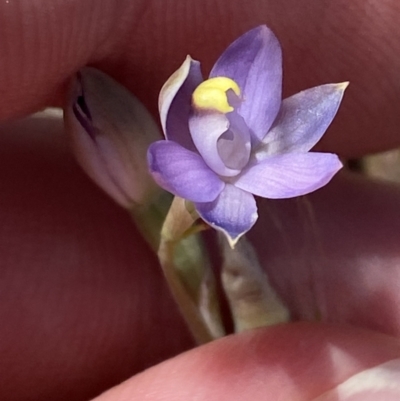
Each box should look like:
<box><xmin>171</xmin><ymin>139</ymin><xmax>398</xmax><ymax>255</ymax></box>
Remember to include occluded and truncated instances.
<box><xmin>148</xmin><ymin>25</ymin><xmax>347</xmax><ymax>246</ymax></box>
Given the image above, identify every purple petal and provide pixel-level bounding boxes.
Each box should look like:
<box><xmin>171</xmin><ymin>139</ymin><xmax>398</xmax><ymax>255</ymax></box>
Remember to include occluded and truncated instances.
<box><xmin>210</xmin><ymin>26</ymin><xmax>282</xmax><ymax>143</ymax></box>
<box><xmin>159</xmin><ymin>56</ymin><xmax>203</xmax><ymax>150</ymax></box>
<box><xmin>148</xmin><ymin>140</ymin><xmax>224</xmax><ymax>202</ymax></box>
<box><xmin>258</xmin><ymin>83</ymin><xmax>349</xmax><ymax>157</ymax></box>
<box><xmin>196</xmin><ymin>184</ymin><xmax>258</xmax><ymax>247</ymax></box>
<box><xmin>234</xmin><ymin>152</ymin><xmax>342</xmax><ymax>198</ymax></box>
<box><xmin>189</xmin><ymin>111</ymin><xmax>251</xmax><ymax>177</ymax></box>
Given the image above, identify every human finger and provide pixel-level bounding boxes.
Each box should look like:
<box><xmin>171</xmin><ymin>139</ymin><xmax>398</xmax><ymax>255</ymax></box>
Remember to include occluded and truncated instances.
<box><xmin>2</xmin><ymin>113</ymin><xmax>400</xmax><ymax>400</ymax></box>
<box><xmin>0</xmin><ymin>112</ymin><xmax>194</xmax><ymax>401</ymax></box>
<box><xmin>1</xmin><ymin>0</ymin><xmax>400</xmax><ymax>156</ymax></box>
<box><xmin>93</xmin><ymin>323</ymin><xmax>400</xmax><ymax>401</ymax></box>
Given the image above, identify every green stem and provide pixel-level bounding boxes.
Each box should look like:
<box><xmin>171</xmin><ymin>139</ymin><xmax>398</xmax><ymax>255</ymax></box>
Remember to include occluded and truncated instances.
<box><xmin>158</xmin><ymin>238</ymin><xmax>215</xmax><ymax>344</ymax></box>
<box><xmin>131</xmin><ymin>195</ymin><xmax>225</xmax><ymax>344</ymax></box>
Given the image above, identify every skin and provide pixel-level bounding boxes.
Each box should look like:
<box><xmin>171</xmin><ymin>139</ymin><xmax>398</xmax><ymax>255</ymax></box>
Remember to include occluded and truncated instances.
<box><xmin>1</xmin><ymin>0</ymin><xmax>400</xmax><ymax>400</ymax></box>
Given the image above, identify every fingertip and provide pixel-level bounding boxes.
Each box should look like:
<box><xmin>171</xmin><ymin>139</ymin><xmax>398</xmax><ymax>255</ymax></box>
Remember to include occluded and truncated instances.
<box><xmin>93</xmin><ymin>323</ymin><xmax>400</xmax><ymax>401</ymax></box>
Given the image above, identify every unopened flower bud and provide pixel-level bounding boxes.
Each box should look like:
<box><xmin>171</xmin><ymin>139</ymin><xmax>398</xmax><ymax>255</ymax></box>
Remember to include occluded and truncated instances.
<box><xmin>65</xmin><ymin>67</ymin><xmax>161</xmax><ymax>208</ymax></box>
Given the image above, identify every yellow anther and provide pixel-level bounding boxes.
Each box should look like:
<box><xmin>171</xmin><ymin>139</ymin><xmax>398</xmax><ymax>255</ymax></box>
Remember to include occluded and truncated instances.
<box><xmin>192</xmin><ymin>77</ymin><xmax>240</xmax><ymax>113</ymax></box>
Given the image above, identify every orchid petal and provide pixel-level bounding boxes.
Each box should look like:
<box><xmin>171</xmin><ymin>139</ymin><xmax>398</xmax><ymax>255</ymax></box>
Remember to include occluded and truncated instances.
<box><xmin>148</xmin><ymin>141</ymin><xmax>224</xmax><ymax>202</ymax></box>
<box><xmin>258</xmin><ymin>83</ymin><xmax>349</xmax><ymax>158</ymax></box>
<box><xmin>196</xmin><ymin>184</ymin><xmax>258</xmax><ymax>247</ymax></box>
<box><xmin>189</xmin><ymin>111</ymin><xmax>251</xmax><ymax>177</ymax></box>
<box><xmin>234</xmin><ymin>152</ymin><xmax>342</xmax><ymax>199</ymax></box>
<box><xmin>159</xmin><ymin>56</ymin><xmax>203</xmax><ymax>150</ymax></box>
<box><xmin>210</xmin><ymin>26</ymin><xmax>282</xmax><ymax>143</ymax></box>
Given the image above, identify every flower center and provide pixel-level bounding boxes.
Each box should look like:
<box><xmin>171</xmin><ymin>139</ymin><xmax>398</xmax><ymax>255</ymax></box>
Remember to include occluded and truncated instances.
<box><xmin>192</xmin><ymin>77</ymin><xmax>241</xmax><ymax>113</ymax></box>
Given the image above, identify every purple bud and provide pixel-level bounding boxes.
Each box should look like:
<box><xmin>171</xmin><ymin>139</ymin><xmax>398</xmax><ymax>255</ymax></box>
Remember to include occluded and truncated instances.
<box><xmin>65</xmin><ymin>68</ymin><xmax>162</xmax><ymax>208</ymax></box>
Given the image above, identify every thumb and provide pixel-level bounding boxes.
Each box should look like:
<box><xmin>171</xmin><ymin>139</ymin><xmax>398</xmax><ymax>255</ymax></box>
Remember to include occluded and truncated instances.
<box><xmin>93</xmin><ymin>323</ymin><xmax>400</xmax><ymax>401</ymax></box>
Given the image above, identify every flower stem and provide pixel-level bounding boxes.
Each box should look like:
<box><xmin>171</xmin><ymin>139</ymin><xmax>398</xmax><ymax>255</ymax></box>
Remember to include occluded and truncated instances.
<box><xmin>158</xmin><ymin>197</ymin><xmax>225</xmax><ymax>343</ymax></box>
<box><xmin>132</xmin><ymin>195</ymin><xmax>225</xmax><ymax>344</ymax></box>
<box><xmin>158</xmin><ymin>238</ymin><xmax>216</xmax><ymax>343</ymax></box>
